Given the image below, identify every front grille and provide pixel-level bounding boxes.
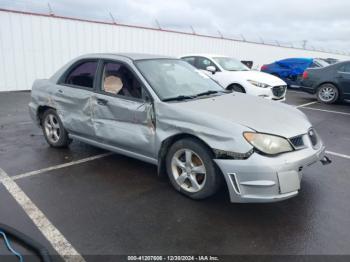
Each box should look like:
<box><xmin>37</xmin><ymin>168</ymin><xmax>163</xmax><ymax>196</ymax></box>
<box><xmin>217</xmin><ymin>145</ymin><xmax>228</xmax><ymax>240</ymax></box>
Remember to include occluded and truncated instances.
<box><xmin>289</xmin><ymin>135</ymin><xmax>305</xmax><ymax>149</ymax></box>
<box><xmin>272</xmin><ymin>85</ymin><xmax>286</xmax><ymax>97</ymax></box>
<box><xmin>308</xmin><ymin>128</ymin><xmax>318</xmax><ymax>147</ymax></box>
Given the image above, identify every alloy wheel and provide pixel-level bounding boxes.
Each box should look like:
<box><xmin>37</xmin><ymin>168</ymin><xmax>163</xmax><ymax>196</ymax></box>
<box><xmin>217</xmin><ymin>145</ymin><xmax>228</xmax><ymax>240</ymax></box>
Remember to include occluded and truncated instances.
<box><xmin>44</xmin><ymin>114</ymin><xmax>61</xmax><ymax>144</ymax></box>
<box><xmin>318</xmin><ymin>86</ymin><xmax>336</xmax><ymax>102</ymax></box>
<box><xmin>171</xmin><ymin>149</ymin><xmax>206</xmax><ymax>193</ymax></box>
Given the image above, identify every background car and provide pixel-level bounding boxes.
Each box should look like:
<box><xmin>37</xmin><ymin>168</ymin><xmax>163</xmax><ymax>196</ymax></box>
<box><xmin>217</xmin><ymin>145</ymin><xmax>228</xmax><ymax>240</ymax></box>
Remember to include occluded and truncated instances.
<box><xmin>300</xmin><ymin>60</ymin><xmax>350</xmax><ymax>104</ymax></box>
<box><xmin>240</xmin><ymin>60</ymin><xmax>253</xmax><ymax>69</ymax></box>
<box><xmin>261</xmin><ymin>58</ymin><xmax>330</xmax><ymax>88</ymax></box>
<box><xmin>181</xmin><ymin>54</ymin><xmax>287</xmax><ymax>101</ymax></box>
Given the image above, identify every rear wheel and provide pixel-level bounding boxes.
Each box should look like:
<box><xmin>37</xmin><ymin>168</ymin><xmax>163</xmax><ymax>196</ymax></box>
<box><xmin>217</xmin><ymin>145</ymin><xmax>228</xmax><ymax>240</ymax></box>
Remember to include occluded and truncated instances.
<box><xmin>166</xmin><ymin>138</ymin><xmax>222</xmax><ymax>200</ymax></box>
<box><xmin>41</xmin><ymin>109</ymin><xmax>71</xmax><ymax>147</ymax></box>
<box><xmin>228</xmin><ymin>84</ymin><xmax>245</xmax><ymax>93</ymax></box>
<box><xmin>317</xmin><ymin>84</ymin><xmax>339</xmax><ymax>104</ymax></box>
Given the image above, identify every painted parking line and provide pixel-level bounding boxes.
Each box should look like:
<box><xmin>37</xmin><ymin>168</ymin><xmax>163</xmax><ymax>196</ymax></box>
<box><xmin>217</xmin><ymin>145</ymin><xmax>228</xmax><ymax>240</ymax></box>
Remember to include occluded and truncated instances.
<box><xmin>5</xmin><ymin>148</ymin><xmax>350</xmax><ymax>183</ymax></box>
<box><xmin>0</xmin><ymin>168</ymin><xmax>86</xmax><ymax>262</ymax></box>
<box><xmin>326</xmin><ymin>151</ymin><xmax>350</xmax><ymax>160</ymax></box>
<box><xmin>300</xmin><ymin>106</ymin><xmax>350</xmax><ymax>116</ymax></box>
<box><xmin>295</xmin><ymin>101</ymin><xmax>318</xmax><ymax>108</ymax></box>
<box><xmin>12</xmin><ymin>152</ymin><xmax>113</xmax><ymax>181</ymax></box>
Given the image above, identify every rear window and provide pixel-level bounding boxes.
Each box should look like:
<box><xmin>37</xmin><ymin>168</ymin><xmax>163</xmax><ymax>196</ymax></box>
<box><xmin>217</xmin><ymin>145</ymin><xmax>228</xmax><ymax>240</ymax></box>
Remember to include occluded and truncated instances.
<box><xmin>65</xmin><ymin>61</ymin><xmax>98</xmax><ymax>88</ymax></box>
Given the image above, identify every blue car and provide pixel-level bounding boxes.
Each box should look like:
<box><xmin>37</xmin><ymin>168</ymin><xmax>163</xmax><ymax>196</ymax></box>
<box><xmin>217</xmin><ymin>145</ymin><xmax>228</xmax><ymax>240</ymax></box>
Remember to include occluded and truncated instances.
<box><xmin>261</xmin><ymin>58</ymin><xmax>329</xmax><ymax>88</ymax></box>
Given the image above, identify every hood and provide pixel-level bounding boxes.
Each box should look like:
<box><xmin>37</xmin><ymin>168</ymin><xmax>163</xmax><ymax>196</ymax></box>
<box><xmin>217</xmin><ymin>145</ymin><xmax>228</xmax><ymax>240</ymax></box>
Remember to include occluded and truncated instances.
<box><xmin>167</xmin><ymin>93</ymin><xmax>311</xmax><ymax>138</ymax></box>
<box><xmin>225</xmin><ymin>70</ymin><xmax>286</xmax><ymax>86</ymax></box>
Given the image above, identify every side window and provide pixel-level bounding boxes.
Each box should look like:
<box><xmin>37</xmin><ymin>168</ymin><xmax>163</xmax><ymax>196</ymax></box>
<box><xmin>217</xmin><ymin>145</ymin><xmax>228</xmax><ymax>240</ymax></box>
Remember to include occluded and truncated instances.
<box><xmin>196</xmin><ymin>57</ymin><xmax>217</xmax><ymax>70</ymax></box>
<box><xmin>65</xmin><ymin>61</ymin><xmax>98</xmax><ymax>88</ymax></box>
<box><xmin>339</xmin><ymin>64</ymin><xmax>350</xmax><ymax>73</ymax></box>
<box><xmin>182</xmin><ymin>57</ymin><xmax>196</xmax><ymax>66</ymax></box>
<box><xmin>101</xmin><ymin>62</ymin><xmax>143</xmax><ymax>100</ymax></box>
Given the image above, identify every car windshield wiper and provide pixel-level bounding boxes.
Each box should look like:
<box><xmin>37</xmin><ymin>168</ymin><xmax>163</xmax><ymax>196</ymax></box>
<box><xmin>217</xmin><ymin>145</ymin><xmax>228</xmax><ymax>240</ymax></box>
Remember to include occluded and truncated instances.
<box><xmin>194</xmin><ymin>90</ymin><xmax>221</xmax><ymax>97</ymax></box>
<box><xmin>162</xmin><ymin>95</ymin><xmax>195</xmax><ymax>102</ymax></box>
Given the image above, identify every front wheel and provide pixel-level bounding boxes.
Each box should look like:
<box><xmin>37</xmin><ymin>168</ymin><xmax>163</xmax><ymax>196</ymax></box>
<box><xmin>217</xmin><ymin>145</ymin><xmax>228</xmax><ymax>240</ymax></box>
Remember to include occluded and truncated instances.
<box><xmin>317</xmin><ymin>84</ymin><xmax>339</xmax><ymax>104</ymax></box>
<box><xmin>42</xmin><ymin>109</ymin><xmax>72</xmax><ymax>147</ymax></box>
<box><xmin>165</xmin><ymin>138</ymin><xmax>222</xmax><ymax>200</ymax></box>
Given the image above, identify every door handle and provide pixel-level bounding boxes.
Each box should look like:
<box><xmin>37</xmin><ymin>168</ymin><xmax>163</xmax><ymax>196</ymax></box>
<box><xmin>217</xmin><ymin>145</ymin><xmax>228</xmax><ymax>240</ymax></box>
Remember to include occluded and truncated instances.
<box><xmin>97</xmin><ymin>98</ymin><xmax>108</xmax><ymax>106</ymax></box>
<box><xmin>58</xmin><ymin>89</ymin><xmax>63</xmax><ymax>93</ymax></box>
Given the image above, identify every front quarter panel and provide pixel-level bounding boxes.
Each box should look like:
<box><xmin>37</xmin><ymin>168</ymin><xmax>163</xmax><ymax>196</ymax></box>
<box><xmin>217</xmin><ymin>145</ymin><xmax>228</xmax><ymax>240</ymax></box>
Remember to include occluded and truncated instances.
<box><xmin>154</xmin><ymin>101</ymin><xmax>253</xmax><ymax>154</ymax></box>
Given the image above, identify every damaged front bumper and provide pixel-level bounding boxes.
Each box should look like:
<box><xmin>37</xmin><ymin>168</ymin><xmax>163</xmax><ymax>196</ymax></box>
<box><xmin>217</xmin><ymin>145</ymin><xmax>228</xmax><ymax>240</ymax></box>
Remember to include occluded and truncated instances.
<box><xmin>214</xmin><ymin>144</ymin><xmax>327</xmax><ymax>203</ymax></box>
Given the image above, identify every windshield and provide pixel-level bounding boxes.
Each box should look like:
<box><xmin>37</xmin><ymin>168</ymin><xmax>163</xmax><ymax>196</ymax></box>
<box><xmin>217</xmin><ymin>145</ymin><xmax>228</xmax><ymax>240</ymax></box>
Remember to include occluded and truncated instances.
<box><xmin>213</xmin><ymin>57</ymin><xmax>249</xmax><ymax>71</ymax></box>
<box><xmin>135</xmin><ymin>59</ymin><xmax>224</xmax><ymax>101</ymax></box>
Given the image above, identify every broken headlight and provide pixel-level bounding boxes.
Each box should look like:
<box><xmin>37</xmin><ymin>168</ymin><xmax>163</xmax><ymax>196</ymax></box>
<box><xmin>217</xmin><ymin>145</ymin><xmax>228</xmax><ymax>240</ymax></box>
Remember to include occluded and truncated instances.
<box><xmin>213</xmin><ymin>148</ymin><xmax>254</xmax><ymax>160</ymax></box>
<box><xmin>243</xmin><ymin>132</ymin><xmax>293</xmax><ymax>155</ymax></box>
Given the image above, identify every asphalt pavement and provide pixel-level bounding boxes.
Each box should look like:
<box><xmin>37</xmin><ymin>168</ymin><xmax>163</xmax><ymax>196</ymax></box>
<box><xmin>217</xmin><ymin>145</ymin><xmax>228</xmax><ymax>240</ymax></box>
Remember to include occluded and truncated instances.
<box><xmin>0</xmin><ymin>90</ymin><xmax>349</xmax><ymax>261</ymax></box>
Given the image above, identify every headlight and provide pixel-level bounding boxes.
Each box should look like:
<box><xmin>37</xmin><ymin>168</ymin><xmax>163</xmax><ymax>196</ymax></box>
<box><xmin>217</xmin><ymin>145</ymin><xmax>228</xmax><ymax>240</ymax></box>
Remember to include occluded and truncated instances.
<box><xmin>243</xmin><ymin>132</ymin><xmax>293</xmax><ymax>155</ymax></box>
<box><xmin>247</xmin><ymin>80</ymin><xmax>270</xmax><ymax>88</ymax></box>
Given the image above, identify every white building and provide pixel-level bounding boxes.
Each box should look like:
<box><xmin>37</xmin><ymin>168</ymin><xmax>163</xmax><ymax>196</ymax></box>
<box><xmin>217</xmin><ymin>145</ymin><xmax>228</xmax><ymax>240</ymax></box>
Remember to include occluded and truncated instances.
<box><xmin>0</xmin><ymin>8</ymin><xmax>349</xmax><ymax>92</ymax></box>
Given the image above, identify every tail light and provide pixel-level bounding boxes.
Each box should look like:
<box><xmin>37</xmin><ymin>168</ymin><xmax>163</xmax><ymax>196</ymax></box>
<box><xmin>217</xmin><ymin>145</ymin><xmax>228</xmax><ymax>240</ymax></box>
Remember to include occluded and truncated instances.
<box><xmin>261</xmin><ymin>65</ymin><xmax>268</xmax><ymax>71</ymax></box>
<box><xmin>302</xmin><ymin>71</ymin><xmax>309</xmax><ymax>79</ymax></box>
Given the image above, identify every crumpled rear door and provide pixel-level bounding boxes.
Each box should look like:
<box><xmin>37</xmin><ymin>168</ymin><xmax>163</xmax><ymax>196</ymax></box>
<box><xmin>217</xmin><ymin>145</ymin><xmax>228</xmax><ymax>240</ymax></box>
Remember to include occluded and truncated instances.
<box><xmin>53</xmin><ymin>84</ymin><xmax>95</xmax><ymax>137</ymax></box>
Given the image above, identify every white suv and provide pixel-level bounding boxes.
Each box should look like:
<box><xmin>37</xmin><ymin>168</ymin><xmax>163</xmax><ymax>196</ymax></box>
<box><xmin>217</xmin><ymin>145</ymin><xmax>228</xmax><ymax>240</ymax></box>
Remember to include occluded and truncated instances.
<box><xmin>181</xmin><ymin>54</ymin><xmax>287</xmax><ymax>101</ymax></box>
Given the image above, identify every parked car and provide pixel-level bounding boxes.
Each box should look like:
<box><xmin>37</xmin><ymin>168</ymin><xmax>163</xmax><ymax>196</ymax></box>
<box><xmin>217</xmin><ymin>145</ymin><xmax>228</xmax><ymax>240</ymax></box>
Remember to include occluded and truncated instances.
<box><xmin>29</xmin><ymin>53</ymin><xmax>330</xmax><ymax>203</ymax></box>
<box><xmin>261</xmin><ymin>58</ymin><xmax>329</xmax><ymax>88</ymax></box>
<box><xmin>300</xmin><ymin>61</ymin><xmax>350</xmax><ymax>104</ymax></box>
<box><xmin>180</xmin><ymin>54</ymin><xmax>287</xmax><ymax>101</ymax></box>
<box><xmin>240</xmin><ymin>60</ymin><xmax>253</xmax><ymax>69</ymax></box>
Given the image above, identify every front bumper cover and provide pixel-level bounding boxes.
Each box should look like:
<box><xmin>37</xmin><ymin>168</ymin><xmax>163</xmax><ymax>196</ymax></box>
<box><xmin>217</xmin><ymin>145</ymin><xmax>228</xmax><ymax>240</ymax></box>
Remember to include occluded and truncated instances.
<box><xmin>248</xmin><ymin>84</ymin><xmax>287</xmax><ymax>101</ymax></box>
<box><xmin>214</xmin><ymin>142</ymin><xmax>326</xmax><ymax>203</ymax></box>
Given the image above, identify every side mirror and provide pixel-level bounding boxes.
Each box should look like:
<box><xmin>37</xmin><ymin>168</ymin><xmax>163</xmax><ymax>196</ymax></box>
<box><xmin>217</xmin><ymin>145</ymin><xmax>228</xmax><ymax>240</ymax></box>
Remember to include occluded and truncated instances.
<box><xmin>206</xmin><ymin>66</ymin><xmax>216</xmax><ymax>74</ymax></box>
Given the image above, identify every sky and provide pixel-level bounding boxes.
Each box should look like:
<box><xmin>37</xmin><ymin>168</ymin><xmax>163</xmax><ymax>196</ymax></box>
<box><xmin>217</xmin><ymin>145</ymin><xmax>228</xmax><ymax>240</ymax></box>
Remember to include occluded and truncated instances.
<box><xmin>1</xmin><ymin>0</ymin><xmax>349</xmax><ymax>53</ymax></box>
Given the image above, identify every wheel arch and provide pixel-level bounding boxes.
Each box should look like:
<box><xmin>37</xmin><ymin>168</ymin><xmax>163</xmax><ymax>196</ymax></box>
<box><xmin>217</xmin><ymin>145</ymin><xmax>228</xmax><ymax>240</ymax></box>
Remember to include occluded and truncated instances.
<box><xmin>226</xmin><ymin>83</ymin><xmax>246</xmax><ymax>92</ymax></box>
<box><xmin>37</xmin><ymin>105</ymin><xmax>56</xmax><ymax>125</ymax></box>
<box><xmin>317</xmin><ymin>81</ymin><xmax>340</xmax><ymax>89</ymax></box>
<box><xmin>157</xmin><ymin>133</ymin><xmax>215</xmax><ymax>177</ymax></box>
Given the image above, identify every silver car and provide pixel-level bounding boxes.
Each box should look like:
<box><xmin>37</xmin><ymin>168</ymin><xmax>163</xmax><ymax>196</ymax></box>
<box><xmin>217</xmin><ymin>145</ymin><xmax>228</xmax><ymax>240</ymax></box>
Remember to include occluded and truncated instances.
<box><xmin>29</xmin><ymin>53</ymin><xmax>330</xmax><ymax>203</ymax></box>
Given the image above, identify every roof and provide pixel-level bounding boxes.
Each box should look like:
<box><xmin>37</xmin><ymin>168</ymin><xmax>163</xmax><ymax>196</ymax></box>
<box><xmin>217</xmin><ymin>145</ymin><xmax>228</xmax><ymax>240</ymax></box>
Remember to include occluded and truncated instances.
<box><xmin>277</xmin><ymin>58</ymin><xmax>313</xmax><ymax>63</ymax></box>
<box><xmin>93</xmin><ymin>53</ymin><xmax>174</xmax><ymax>61</ymax></box>
<box><xmin>181</xmin><ymin>53</ymin><xmax>229</xmax><ymax>58</ymax></box>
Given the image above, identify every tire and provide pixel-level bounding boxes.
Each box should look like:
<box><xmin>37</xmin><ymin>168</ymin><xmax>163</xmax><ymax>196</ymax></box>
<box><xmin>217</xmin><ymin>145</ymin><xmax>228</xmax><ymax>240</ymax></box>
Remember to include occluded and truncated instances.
<box><xmin>165</xmin><ymin>138</ymin><xmax>222</xmax><ymax>200</ymax></box>
<box><xmin>41</xmin><ymin>109</ymin><xmax>71</xmax><ymax>148</ymax></box>
<box><xmin>228</xmin><ymin>84</ymin><xmax>245</xmax><ymax>93</ymax></box>
<box><xmin>317</xmin><ymin>84</ymin><xmax>339</xmax><ymax>104</ymax></box>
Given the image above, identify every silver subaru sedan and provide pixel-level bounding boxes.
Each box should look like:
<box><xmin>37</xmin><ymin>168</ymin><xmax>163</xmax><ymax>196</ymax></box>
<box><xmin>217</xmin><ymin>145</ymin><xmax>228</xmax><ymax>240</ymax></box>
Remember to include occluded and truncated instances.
<box><xmin>29</xmin><ymin>53</ymin><xmax>330</xmax><ymax>203</ymax></box>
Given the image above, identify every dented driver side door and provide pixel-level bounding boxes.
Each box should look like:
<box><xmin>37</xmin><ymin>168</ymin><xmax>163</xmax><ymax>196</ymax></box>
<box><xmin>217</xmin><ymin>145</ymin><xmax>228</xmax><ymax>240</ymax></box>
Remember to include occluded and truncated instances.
<box><xmin>91</xmin><ymin>60</ymin><xmax>157</xmax><ymax>159</ymax></box>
